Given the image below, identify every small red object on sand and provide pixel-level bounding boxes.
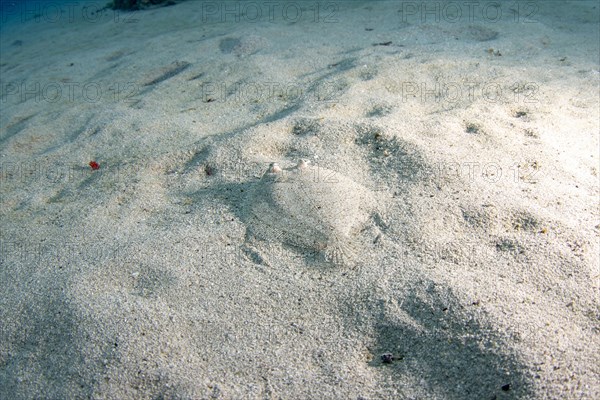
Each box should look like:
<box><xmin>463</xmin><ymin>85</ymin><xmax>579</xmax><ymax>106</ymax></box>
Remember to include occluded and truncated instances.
<box><xmin>89</xmin><ymin>161</ymin><xmax>100</xmax><ymax>170</ymax></box>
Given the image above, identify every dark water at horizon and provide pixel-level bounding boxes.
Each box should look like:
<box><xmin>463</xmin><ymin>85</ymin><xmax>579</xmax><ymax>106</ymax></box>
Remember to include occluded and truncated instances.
<box><xmin>0</xmin><ymin>0</ymin><xmax>132</xmax><ymax>32</ymax></box>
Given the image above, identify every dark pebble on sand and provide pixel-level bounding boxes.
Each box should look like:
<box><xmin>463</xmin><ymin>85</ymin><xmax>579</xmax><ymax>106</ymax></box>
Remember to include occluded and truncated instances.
<box><xmin>381</xmin><ymin>353</ymin><xmax>394</xmax><ymax>364</ymax></box>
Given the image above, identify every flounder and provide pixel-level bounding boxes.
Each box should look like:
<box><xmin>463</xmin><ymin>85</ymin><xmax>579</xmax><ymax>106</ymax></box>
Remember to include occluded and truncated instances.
<box><xmin>244</xmin><ymin>160</ymin><xmax>374</xmax><ymax>266</ymax></box>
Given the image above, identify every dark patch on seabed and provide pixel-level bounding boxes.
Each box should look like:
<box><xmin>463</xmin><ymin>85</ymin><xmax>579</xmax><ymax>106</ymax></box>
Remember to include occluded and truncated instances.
<box><xmin>41</xmin><ymin>115</ymin><xmax>98</xmax><ymax>155</ymax></box>
<box><xmin>142</xmin><ymin>61</ymin><xmax>191</xmax><ymax>87</ymax></box>
<box><xmin>354</xmin><ymin>123</ymin><xmax>429</xmax><ymax>185</ymax></box>
<box><xmin>0</xmin><ymin>277</ymin><xmax>97</xmax><ymax>399</ymax></box>
<box><xmin>343</xmin><ymin>281</ymin><xmax>533</xmax><ymax>399</ymax></box>
<box><xmin>133</xmin><ymin>60</ymin><xmax>192</xmax><ymax>100</ymax></box>
<box><xmin>0</xmin><ymin>114</ymin><xmax>37</xmax><ymax>146</ymax></box>
<box><xmin>219</xmin><ymin>37</ymin><xmax>241</xmax><ymax>54</ymax></box>
<box><xmin>260</xmin><ymin>104</ymin><xmax>302</xmax><ymax>124</ymax></box>
<box><xmin>182</xmin><ymin>146</ymin><xmax>211</xmax><ymax>174</ymax></box>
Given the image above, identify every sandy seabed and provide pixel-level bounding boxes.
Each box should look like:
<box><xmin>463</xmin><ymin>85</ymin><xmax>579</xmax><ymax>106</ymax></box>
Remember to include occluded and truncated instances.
<box><xmin>1</xmin><ymin>1</ymin><xmax>599</xmax><ymax>399</ymax></box>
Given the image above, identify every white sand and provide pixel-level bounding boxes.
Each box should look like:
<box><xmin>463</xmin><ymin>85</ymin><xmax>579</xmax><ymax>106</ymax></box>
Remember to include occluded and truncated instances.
<box><xmin>1</xmin><ymin>1</ymin><xmax>599</xmax><ymax>398</ymax></box>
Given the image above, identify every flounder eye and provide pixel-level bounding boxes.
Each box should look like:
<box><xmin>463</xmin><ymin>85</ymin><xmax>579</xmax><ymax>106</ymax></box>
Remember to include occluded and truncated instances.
<box><xmin>297</xmin><ymin>159</ymin><xmax>309</xmax><ymax>169</ymax></box>
<box><xmin>267</xmin><ymin>163</ymin><xmax>282</xmax><ymax>174</ymax></box>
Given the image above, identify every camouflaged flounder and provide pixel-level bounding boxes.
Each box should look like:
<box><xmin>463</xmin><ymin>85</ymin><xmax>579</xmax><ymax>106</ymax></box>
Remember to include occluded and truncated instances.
<box><xmin>244</xmin><ymin>160</ymin><xmax>374</xmax><ymax>266</ymax></box>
